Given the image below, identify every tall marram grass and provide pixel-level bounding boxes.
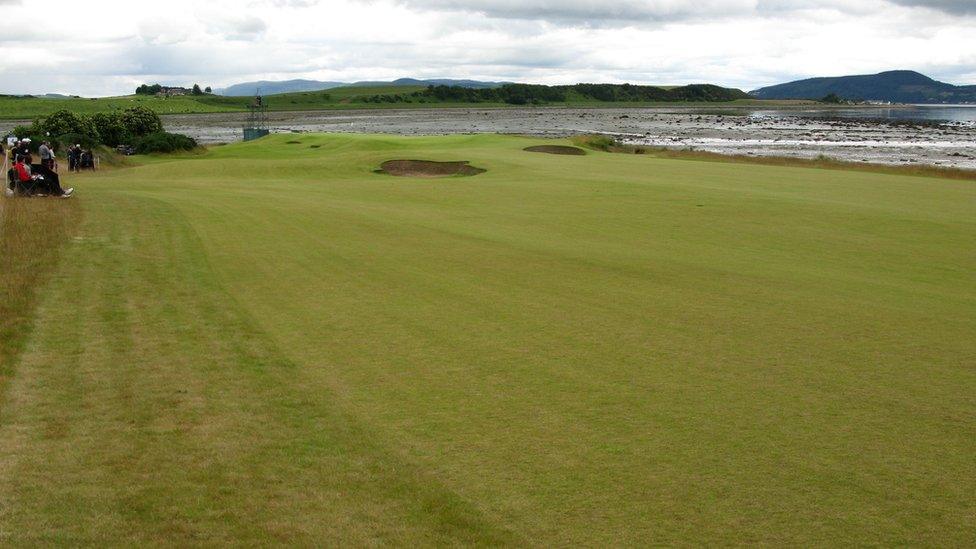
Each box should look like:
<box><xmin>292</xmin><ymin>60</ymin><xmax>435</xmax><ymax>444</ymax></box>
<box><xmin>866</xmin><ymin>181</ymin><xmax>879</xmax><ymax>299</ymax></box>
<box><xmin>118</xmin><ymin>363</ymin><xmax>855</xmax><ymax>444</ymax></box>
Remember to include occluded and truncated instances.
<box><xmin>0</xmin><ymin>193</ymin><xmax>79</xmax><ymax>387</ymax></box>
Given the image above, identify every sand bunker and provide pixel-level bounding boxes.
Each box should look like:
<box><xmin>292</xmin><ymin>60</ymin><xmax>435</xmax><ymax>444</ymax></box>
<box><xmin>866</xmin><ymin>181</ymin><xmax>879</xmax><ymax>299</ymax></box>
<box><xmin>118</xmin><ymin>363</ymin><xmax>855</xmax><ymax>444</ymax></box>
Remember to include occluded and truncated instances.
<box><xmin>524</xmin><ymin>145</ymin><xmax>586</xmax><ymax>156</ymax></box>
<box><xmin>379</xmin><ymin>160</ymin><xmax>486</xmax><ymax>177</ymax></box>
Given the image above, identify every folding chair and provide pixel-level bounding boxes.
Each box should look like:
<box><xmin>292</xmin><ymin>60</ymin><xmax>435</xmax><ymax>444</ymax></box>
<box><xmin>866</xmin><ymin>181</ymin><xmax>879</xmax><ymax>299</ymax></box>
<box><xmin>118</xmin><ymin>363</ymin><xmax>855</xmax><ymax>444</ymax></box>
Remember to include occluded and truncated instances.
<box><xmin>7</xmin><ymin>168</ymin><xmax>39</xmax><ymax>196</ymax></box>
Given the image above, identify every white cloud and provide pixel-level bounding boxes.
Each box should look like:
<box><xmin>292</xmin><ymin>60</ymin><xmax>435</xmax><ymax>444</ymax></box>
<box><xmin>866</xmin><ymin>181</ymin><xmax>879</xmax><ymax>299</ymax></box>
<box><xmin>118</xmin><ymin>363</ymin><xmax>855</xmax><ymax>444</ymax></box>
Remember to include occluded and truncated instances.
<box><xmin>0</xmin><ymin>0</ymin><xmax>972</xmax><ymax>96</ymax></box>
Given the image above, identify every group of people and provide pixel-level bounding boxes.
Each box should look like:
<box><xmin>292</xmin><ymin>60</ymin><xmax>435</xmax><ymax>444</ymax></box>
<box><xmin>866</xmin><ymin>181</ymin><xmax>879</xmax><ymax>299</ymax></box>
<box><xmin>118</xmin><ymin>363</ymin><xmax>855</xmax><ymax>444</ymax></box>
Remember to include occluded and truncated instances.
<box><xmin>3</xmin><ymin>138</ymin><xmax>74</xmax><ymax>198</ymax></box>
<box><xmin>66</xmin><ymin>144</ymin><xmax>96</xmax><ymax>171</ymax></box>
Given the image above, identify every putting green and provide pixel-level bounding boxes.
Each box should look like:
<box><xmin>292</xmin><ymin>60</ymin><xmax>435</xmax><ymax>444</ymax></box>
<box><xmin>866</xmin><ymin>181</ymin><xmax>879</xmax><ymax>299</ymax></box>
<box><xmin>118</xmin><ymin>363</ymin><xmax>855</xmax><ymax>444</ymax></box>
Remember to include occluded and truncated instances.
<box><xmin>1</xmin><ymin>134</ymin><xmax>974</xmax><ymax>545</ymax></box>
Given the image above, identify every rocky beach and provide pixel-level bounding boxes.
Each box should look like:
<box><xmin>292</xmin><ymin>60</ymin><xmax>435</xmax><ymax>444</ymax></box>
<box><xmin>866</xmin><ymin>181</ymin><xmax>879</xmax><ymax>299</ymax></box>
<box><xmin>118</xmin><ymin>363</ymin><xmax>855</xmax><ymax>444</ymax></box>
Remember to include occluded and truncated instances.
<box><xmin>160</xmin><ymin>106</ymin><xmax>976</xmax><ymax>170</ymax></box>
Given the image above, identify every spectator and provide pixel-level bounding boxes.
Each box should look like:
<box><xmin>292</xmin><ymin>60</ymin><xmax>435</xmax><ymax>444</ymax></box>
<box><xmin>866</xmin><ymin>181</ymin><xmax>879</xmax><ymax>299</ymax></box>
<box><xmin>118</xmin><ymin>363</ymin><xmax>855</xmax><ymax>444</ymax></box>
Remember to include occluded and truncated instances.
<box><xmin>79</xmin><ymin>149</ymin><xmax>94</xmax><ymax>170</ymax></box>
<box><xmin>16</xmin><ymin>139</ymin><xmax>32</xmax><ymax>164</ymax></box>
<box><xmin>8</xmin><ymin>157</ymin><xmax>73</xmax><ymax>197</ymax></box>
<box><xmin>39</xmin><ymin>141</ymin><xmax>54</xmax><ymax>170</ymax></box>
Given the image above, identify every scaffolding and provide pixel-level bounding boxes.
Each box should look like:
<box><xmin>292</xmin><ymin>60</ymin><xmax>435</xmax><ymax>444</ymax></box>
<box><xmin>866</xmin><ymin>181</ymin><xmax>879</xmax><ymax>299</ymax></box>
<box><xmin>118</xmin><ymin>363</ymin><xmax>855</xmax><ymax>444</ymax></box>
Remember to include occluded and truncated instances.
<box><xmin>243</xmin><ymin>95</ymin><xmax>270</xmax><ymax>141</ymax></box>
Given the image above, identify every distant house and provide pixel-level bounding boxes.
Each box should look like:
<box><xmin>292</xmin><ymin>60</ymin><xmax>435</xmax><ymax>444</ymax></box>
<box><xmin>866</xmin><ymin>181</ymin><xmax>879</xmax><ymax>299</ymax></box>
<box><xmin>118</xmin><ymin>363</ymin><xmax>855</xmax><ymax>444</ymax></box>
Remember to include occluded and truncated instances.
<box><xmin>157</xmin><ymin>86</ymin><xmax>191</xmax><ymax>97</ymax></box>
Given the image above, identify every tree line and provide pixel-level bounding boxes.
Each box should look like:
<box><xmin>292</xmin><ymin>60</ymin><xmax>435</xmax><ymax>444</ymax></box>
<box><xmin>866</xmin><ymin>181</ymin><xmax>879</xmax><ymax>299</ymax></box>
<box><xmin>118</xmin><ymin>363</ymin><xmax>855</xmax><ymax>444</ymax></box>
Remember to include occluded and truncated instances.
<box><xmin>136</xmin><ymin>83</ymin><xmax>213</xmax><ymax>95</ymax></box>
<box><xmin>357</xmin><ymin>83</ymin><xmax>750</xmax><ymax>105</ymax></box>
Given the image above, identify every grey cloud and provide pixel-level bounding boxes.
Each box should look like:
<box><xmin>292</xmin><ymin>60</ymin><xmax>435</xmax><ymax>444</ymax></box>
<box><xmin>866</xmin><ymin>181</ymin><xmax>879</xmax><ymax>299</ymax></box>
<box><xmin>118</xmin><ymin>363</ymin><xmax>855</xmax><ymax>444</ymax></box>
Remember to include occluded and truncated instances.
<box><xmin>887</xmin><ymin>0</ymin><xmax>976</xmax><ymax>14</ymax></box>
<box><xmin>209</xmin><ymin>16</ymin><xmax>268</xmax><ymax>40</ymax></box>
<box><xmin>390</xmin><ymin>0</ymin><xmax>753</xmax><ymax>24</ymax></box>
<box><xmin>387</xmin><ymin>0</ymin><xmax>890</xmax><ymax>25</ymax></box>
<box><xmin>229</xmin><ymin>17</ymin><xmax>268</xmax><ymax>39</ymax></box>
<box><xmin>251</xmin><ymin>0</ymin><xmax>320</xmax><ymax>6</ymax></box>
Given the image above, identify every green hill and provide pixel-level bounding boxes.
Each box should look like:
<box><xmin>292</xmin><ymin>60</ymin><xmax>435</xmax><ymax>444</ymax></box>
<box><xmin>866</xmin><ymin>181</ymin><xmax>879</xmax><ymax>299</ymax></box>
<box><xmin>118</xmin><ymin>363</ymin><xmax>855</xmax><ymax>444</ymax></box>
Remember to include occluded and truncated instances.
<box><xmin>217</xmin><ymin>77</ymin><xmax>508</xmax><ymax>96</ymax></box>
<box><xmin>751</xmin><ymin>70</ymin><xmax>976</xmax><ymax>103</ymax></box>
<box><xmin>1</xmin><ymin>83</ymin><xmax>753</xmax><ymax>120</ymax></box>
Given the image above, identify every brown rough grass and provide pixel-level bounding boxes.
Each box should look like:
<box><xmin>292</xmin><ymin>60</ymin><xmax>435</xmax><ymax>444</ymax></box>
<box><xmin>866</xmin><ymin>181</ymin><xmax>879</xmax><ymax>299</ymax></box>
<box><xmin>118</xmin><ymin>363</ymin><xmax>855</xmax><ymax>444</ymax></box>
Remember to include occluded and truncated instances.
<box><xmin>0</xmin><ymin>186</ymin><xmax>80</xmax><ymax>392</ymax></box>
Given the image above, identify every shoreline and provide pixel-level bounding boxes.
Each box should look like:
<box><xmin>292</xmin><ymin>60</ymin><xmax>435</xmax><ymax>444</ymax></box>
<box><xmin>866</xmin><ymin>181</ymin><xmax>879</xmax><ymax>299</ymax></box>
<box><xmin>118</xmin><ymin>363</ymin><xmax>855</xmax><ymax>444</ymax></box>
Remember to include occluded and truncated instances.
<box><xmin>160</xmin><ymin>106</ymin><xmax>976</xmax><ymax>171</ymax></box>
<box><xmin>0</xmin><ymin>100</ymin><xmax>926</xmax><ymax>123</ymax></box>
<box><xmin>3</xmin><ymin>105</ymin><xmax>973</xmax><ymax>172</ymax></box>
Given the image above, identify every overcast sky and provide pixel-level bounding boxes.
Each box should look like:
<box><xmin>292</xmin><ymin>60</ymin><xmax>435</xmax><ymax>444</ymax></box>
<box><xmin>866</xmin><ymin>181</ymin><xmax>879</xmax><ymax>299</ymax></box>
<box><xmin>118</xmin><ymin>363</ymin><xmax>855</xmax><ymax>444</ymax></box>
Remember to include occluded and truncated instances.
<box><xmin>0</xmin><ymin>0</ymin><xmax>973</xmax><ymax>96</ymax></box>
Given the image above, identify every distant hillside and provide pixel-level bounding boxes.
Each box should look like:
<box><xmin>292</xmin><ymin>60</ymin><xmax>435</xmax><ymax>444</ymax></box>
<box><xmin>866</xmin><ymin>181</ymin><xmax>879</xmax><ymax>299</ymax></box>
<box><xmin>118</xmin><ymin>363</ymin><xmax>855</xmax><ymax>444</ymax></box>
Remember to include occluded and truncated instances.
<box><xmin>0</xmin><ymin>82</ymin><xmax>753</xmax><ymax>120</ymax></box>
<box><xmin>219</xmin><ymin>78</ymin><xmax>508</xmax><ymax>97</ymax></box>
<box><xmin>351</xmin><ymin>78</ymin><xmax>509</xmax><ymax>89</ymax></box>
<box><xmin>218</xmin><ymin>79</ymin><xmax>346</xmax><ymax>97</ymax></box>
<box><xmin>751</xmin><ymin>70</ymin><xmax>976</xmax><ymax>104</ymax></box>
<box><xmin>358</xmin><ymin>83</ymin><xmax>750</xmax><ymax>105</ymax></box>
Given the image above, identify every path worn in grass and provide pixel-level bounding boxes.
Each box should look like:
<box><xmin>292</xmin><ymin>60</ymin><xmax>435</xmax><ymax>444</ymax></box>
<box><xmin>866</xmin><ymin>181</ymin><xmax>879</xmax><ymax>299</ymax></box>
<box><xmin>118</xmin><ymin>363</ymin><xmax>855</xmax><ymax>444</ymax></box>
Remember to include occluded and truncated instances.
<box><xmin>1</xmin><ymin>134</ymin><xmax>974</xmax><ymax>545</ymax></box>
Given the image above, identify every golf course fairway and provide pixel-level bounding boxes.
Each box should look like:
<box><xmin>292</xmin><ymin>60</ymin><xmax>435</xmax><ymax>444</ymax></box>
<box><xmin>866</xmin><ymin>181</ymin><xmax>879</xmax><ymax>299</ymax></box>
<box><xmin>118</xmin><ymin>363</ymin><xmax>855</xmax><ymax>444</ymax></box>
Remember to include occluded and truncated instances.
<box><xmin>1</xmin><ymin>134</ymin><xmax>974</xmax><ymax>545</ymax></box>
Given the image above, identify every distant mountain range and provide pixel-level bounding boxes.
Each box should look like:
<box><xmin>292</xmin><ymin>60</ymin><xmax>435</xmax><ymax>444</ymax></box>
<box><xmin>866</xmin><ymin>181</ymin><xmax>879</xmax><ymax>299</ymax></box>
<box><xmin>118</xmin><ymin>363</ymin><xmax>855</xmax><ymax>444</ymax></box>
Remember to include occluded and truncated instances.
<box><xmin>217</xmin><ymin>78</ymin><xmax>509</xmax><ymax>97</ymax></box>
<box><xmin>750</xmin><ymin>70</ymin><xmax>976</xmax><ymax>104</ymax></box>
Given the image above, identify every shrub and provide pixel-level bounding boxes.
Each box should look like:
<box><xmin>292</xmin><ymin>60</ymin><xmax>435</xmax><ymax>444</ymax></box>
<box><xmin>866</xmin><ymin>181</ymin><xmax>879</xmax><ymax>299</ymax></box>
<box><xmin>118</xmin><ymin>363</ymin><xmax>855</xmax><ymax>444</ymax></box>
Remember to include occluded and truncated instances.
<box><xmin>36</xmin><ymin>110</ymin><xmax>99</xmax><ymax>141</ymax></box>
<box><xmin>11</xmin><ymin>124</ymin><xmax>36</xmax><ymax>138</ymax></box>
<box><xmin>121</xmin><ymin>106</ymin><xmax>164</xmax><ymax>137</ymax></box>
<box><xmin>90</xmin><ymin>112</ymin><xmax>132</xmax><ymax>147</ymax></box>
<box><xmin>132</xmin><ymin>132</ymin><xmax>198</xmax><ymax>154</ymax></box>
<box><xmin>54</xmin><ymin>132</ymin><xmax>101</xmax><ymax>151</ymax></box>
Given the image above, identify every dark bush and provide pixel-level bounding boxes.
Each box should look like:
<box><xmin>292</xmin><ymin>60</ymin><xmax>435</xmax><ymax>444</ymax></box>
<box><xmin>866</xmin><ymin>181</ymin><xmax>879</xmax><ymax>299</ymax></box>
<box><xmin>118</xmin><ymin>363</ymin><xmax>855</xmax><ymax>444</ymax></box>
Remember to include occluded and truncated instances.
<box><xmin>11</xmin><ymin>124</ymin><xmax>36</xmax><ymax>138</ymax></box>
<box><xmin>135</xmin><ymin>83</ymin><xmax>163</xmax><ymax>95</ymax></box>
<box><xmin>132</xmin><ymin>132</ymin><xmax>198</xmax><ymax>154</ymax></box>
<box><xmin>90</xmin><ymin>112</ymin><xmax>132</xmax><ymax>147</ymax></box>
<box><xmin>36</xmin><ymin>110</ymin><xmax>99</xmax><ymax>141</ymax></box>
<box><xmin>412</xmin><ymin>83</ymin><xmax>747</xmax><ymax>104</ymax></box>
<box><xmin>19</xmin><ymin>106</ymin><xmax>191</xmax><ymax>156</ymax></box>
<box><xmin>54</xmin><ymin>132</ymin><xmax>101</xmax><ymax>150</ymax></box>
<box><xmin>121</xmin><ymin>106</ymin><xmax>164</xmax><ymax>136</ymax></box>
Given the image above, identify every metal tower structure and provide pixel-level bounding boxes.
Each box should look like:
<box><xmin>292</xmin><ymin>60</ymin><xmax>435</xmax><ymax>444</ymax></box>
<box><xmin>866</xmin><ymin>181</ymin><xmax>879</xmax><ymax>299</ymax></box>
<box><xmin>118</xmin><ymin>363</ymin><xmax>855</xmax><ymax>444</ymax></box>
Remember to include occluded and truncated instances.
<box><xmin>243</xmin><ymin>93</ymin><xmax>270</xmax><ymax>141</ymax></box>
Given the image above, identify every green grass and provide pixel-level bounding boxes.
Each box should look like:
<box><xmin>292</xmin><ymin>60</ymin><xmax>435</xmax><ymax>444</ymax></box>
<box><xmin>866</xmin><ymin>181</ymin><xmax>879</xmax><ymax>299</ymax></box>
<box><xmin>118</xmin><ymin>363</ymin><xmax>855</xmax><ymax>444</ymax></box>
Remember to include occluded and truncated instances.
<box><xmin>0</xmin><ymin>94</ymin><xmax>244</xmax><ymax>118</ymax></box>
<box><xmin>0</xmin><ymin>87</ymin><xmax>434</xmax><ymax>119</ymax></box>
<box><xmin>0</xmin><ymin>88</ymin><xmax>816</xmax><ymax>120</ymax></box>
<box><xmin>1</xmin><ymin>134</ymin><xmax>974</xmax><ymax>545</ymax></box>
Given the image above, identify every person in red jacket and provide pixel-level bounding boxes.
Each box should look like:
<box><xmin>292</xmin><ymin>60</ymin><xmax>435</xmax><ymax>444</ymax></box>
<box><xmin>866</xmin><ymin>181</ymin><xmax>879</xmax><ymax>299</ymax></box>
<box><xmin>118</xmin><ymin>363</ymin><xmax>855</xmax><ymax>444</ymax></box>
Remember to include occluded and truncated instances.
<box><xmin>9</xmin><ymin>158</ymin><xmax>73</xmax><ymax>197</ymax></box>
<box><xmin>14</xmin><ymin>158</ymin><xmax>31</xmax><ymax>181</ymax></box>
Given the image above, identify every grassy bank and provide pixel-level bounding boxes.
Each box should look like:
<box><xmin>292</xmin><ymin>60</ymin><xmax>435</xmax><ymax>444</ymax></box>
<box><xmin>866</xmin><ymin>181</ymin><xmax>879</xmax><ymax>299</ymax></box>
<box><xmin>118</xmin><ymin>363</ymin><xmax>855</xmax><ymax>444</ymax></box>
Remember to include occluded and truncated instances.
<box><xmin>0</xmin><ymin>134</ymin><xmax>973</xmax><ymax>545</ymax></box>
<box><xmin>0</xmin><ymin>87</ymin><xmax>815</xmax><ymax>120</ymax></box>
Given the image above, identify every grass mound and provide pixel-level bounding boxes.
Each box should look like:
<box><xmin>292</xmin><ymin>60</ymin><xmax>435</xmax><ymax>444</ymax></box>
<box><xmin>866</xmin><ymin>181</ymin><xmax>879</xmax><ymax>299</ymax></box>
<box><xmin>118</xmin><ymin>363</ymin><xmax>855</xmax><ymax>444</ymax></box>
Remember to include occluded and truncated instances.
<box><xmin>524</xmin><ymin>145</ymin><xmax>586</xmax><ymax>156</ymax></box>
<box><xmin>378</xmin><ymin>159</ymin><xmax>486</xmax><ymax>177</ymax></box>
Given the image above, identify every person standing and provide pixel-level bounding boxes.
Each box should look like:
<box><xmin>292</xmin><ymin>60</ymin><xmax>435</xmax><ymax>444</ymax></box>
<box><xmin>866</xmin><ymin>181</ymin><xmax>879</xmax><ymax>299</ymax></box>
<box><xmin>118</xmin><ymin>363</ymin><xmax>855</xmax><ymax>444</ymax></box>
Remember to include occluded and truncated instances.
<box><xmin>69</xmin><ymin>144</ymin><xmax>81</xmax><ymax>171</ymax></box>
<box><xmin>39</xmin><ymin>141</ymin><xmax>54</xmax><ymax>170</ymax></box>
<box><xmin>16</xmin><ymin>139</ymin><xmax>32</xmax><ymax>164</ymax></box>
